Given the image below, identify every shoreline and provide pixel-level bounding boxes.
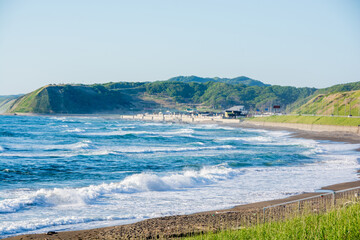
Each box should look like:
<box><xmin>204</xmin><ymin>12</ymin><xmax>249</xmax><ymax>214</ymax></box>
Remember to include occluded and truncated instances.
<box><xmin>3</xmin><ymin>113</ymin><xmax>359</xmax><ymax>144</ymax></box>
<box><xmin>2</xmin><ymin>114</ymin><xmax>360</xmax><ymax>239</ymax></box>
<box><xmin>5</xmin><ymin>180</ymin><xmax>360</xmax><ymax>240</ymax></box>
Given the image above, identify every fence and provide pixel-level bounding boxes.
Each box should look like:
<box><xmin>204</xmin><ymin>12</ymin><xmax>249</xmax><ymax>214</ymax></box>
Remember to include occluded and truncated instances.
<box><xmin>262</xmin><ymin>185</ymin><xmax>360</xmax><ymax>223</ymax></box>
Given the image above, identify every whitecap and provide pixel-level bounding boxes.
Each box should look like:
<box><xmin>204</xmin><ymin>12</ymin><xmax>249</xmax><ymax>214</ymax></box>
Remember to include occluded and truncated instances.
<box><xmin>0</xmin><ymin>215</ymin><xmax>133</xmax><ymax>236</ymax></box>
<box><xmin>0</xmin><ymin>165</ymin><xmax>243</xmax><ymax>213</ymax></box>
<box><xmin>64</xmin><ymin>128</ymin><xmax>84</xmax><ymax>133</ymax></box>
<box><xmin>113</xmin><ymin>145</ymin><xmax>234</xmax><ymax>154</ymax></box>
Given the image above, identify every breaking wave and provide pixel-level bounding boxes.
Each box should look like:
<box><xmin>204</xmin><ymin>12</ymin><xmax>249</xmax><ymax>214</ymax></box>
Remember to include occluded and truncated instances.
<box><xmin>0</xmin><ymin>165</ymin><xmax>242</xmax><ymax>214</ymax></box>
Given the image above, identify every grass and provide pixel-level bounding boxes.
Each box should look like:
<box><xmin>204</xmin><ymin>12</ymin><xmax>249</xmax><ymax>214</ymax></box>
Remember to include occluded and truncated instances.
<box><xmin>294</xmin><ymin>90</ymin><xmax>360</xmax><ymax>116</ymax></box>
<box><xmin>183</xmin><ymin>202</ymin><xmax>360</xmax><ymax>240</ymax></box>
<box><xmin>247</xmin><ymin>115</ymin><xmax>360</xmax><ymax>126</ymax></box>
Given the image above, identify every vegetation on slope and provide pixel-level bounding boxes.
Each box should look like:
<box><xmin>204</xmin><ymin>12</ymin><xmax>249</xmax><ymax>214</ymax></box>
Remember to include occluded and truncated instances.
<box><xmin>294</xmin><ymin>90</ymin><xmax>360</xmax><ymax>116</ymax></box>
<box><xmin>0</xmin><ymin>94</ymin><xmax>23</xmax><ymax>113</ymax></box>
<box><xmin>7</xmin><ymin>80</ymin><xmax>318</xmax><ymax>114</ymax></box>
<box><xmin>9</xmin><ymin>85</ymin><xmax>135</xmax><ymax>114</ymax></box>
<box><xmin>167</xmin><ymin>75</ymin><xmax>269</xmax><ymax>86</ymax></box>
<box><xmin>0</xmin><ymin>94</ymin><xmax>23</xmax><ymax>103</ymax></box>
<box><xmin>144</xmin><ymin>81</ymin><xmax>316</xmax><ymax>110</ymax></box>
<box><xmin>6</xmin><ymin>76</ymin><xmax>360</xmax><ymax>114</ymax></box>
<box><xmin>184</xmin><ymin>203</ymin><xmax>360</xmax><ymax>240</ymax></box>
<box><xmin>316</xmin><ymin>81</ymin><xmax>360</xmax><ymax>94</ymax></box>
<box><xmin>247</xmin><ymin>115</ymin><xmax>360</xmax><ymax>126</ymax></box>
<box><xmin>288</xmin><ymin>81</ymin><xmax>360</xmax><ymax>113</ymax></box>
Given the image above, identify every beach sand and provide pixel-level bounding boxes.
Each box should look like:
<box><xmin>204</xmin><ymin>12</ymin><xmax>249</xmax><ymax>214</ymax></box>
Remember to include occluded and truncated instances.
<box><xmin>238</xmin><ymin>121</ymin><xmax>360</xmax><ymax>145</ymax></box>
<box><xmin>4</xmin><ymin>181</ymin><xmax>360</xmax><ymax>240</ymax></box>
<box><xmin>4</xmin><ymin>119</ymin><xmax>360</xmax><ymax>240</ymax></box>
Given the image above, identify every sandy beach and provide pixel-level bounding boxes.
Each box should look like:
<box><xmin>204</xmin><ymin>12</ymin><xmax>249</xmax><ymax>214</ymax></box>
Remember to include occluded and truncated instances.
<box><xmin>4</xmin><ymin>180</ymin><xmax>360</xmax><ymax>240</ymax></box>
<box><xmin>3</xmin><ymin>115</ymin><xmax>360</xmax><ymax>240</ymax></box>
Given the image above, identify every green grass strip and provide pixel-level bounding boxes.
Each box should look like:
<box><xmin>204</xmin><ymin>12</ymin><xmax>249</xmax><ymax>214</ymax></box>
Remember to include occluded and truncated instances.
<box><xmin>183</xmin><ymin>203</ymin><xmax>360</xmax><ymax>240</ymax></box>
<box><xmin>247</xmin><ymin>115</ymin><xmax>360</xmax><ymax>126</ymax></box>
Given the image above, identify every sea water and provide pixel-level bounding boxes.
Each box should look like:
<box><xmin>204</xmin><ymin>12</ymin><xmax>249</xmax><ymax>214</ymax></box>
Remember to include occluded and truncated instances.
<box><xmin>0</xmin><ymin>115</ymin><xmax>359</xmax><ymax>238</ymax></box>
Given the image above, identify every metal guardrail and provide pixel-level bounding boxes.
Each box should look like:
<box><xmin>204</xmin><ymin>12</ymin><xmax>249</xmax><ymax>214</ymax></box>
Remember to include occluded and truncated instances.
<box><xmin>253</xmin><ymin>113</ymin><xmax>360</xmax><ymax>118</ymax></box>
<box><xmin>262</xmin><ymin>185</ymin><xmax>360</xmax><ymax>223</ymax></box>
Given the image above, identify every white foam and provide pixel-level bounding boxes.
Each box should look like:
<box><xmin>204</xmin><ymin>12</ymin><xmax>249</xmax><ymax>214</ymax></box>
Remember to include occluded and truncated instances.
<box><xmin>85</xmin><ymin>128</ymin><xmax>194</xmax><ymax>137</ymax></box>
<box><xmin>42</xmin><ymin>141</ymin><xmax>91</xmax><ymax>150</ymax></box>
<box><xmin>0</xmin><ymin>144</ymin><xmax>233</xmax><ymax>158</ymax></box>
<box><xmin>64</xmin><ymin>128</ymin><xmax>84</xmax><ymax>133</ymax></box>
<box><xmin>0</xmin><ymin>149</ymin><xmax>114</xmax><ymax>158</ymax></box>
<box><xmin>2</xmin><ymin>119</ymin><xmax>360</xmax><ymax>238</ymax></box>
<box><xmin>0</xmin><ymin>215</ymin><xmax>131</xmax><ymax>236</ymax></box>
<box><xmin>85</xmin><ymin>130</ymin><xmax>147</xmax><ymax>136</ymax></box>
<box><xmin>0</xmin><ymin>165</ymin><xmax>243</xmax><ymax>213</ymax></box>
<box><xmin>113</xmin><ymin>145</ymin><xmax>234</xmax><ymax>154</ymax></box>
<box><xmin>194</xmin><ymin>124</ymin><xmax>236</xmax><ymax>130</ymax></box>
<box><xmin>161</xmin><ymin>128</ymin><xmax>195</xmax><ymax>135</ymax></box>
<box><xmin>0</xmin><ymin>145</ymin><xmax>3</xmax><ymax>151</ymax></box>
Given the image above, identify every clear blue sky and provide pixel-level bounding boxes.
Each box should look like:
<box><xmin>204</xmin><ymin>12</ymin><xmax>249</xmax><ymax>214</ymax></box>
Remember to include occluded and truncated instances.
<box><xmin>0</xmin><ymin>0</ymin><xmax>359</xmax><ymax>95</ymax></box>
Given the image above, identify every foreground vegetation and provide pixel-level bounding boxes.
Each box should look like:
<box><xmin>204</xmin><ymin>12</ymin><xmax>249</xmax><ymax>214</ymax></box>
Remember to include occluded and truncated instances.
<box><xmin>184</xmin><ymin>203</ymin><xmax>360</xmax><ymax>240</ymax></box>
<box><xmin>248</xmin><ymin>115</ymin><xmax>360</xmax><ymax>126</ymax></box>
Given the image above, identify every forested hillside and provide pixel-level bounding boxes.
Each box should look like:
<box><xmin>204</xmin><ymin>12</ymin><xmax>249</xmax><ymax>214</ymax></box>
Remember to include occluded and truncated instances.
<box><xmin>5</xmin><ymin>76</ymin><xmax>359</xmax><ymax>114</ymax></box>
<box><xmin>8</xmin><ymin>85</ymin><xmax>144</xmax><ymax>114</ymax></box>
<box><xmin>167</xmin><ymin>76</ymin><xmax>269</xmax><ymax>86</ymax></box>
<box><xmin>145</xmin><ymin>81</ymin><xmax>316</xmax><ymax>110</ymax></box>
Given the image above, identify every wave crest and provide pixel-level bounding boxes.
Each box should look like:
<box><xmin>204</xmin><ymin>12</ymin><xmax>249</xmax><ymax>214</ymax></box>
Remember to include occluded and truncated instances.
<box><xmin>0</xmin><ymin>165</ymin><xmax>242</xmax><ymax>213</ymax></box>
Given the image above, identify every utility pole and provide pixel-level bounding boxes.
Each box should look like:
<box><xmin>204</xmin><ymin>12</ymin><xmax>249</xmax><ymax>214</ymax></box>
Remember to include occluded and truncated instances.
<box><xmin>349</xmin><ymin>98</ymin><xmax>352</xmax><ymax>116</ymax></box>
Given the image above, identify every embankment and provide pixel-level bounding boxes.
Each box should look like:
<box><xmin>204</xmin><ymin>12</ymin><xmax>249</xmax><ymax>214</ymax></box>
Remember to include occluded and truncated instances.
<box><xmin>243</xmin><ymin>120</ymin><xmax>360</xmax><ymax>135</ymax></box>
<box><xmin>121</xmin><ymin>114</ymin><xmax>360</xmax><ymax>136</ymax></box>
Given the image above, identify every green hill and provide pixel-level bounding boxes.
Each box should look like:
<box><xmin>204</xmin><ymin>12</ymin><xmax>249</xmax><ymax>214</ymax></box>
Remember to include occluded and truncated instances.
<box><xmin>8</xmin><ymin>85</ymin><xmax>136</xmax><ymax>114</ymax></box>
<box><xmin>7</xmin><ymin>81</ymin><xmax>316</xmax><ymax>114</ymax></box>
<box><xmin>316</xmin><ymin>81</ymin><xmax>360</xmax><ymax>94</ymax></box>
<box><xmin>167</xmin><ymin>75</ymin><xmax>269</xmax><ymax>86</ymax></box>
<box><xmin>0</xmin><ymin>94</ymin><xmax>23</xmax><ymax>113</ymax></box>
<box><xmin>294</xmin><ymin>90</ymin><xmax>360</xmax><ymax>116</ymax></box>
<box><xmin>287</xmin><ymin>81</ymin><xmax>360</xmax><ymax>113</ymax></box>
<box><xmin>6</xmin><ymin>78</ymin><xmax>359</xmax><ymax>115</ymax></box>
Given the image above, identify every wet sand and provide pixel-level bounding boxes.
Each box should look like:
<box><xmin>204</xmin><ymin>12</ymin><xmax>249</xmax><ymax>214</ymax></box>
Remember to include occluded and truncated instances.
<box><xmin>3</xmin><ymin>117</ymin><xmax>360</xmax><ymax>240</ymax></box>
<box><xmin>238</xmin><ymin>121</ymin><xmax>360</xmax><ymax>146</ymax></box>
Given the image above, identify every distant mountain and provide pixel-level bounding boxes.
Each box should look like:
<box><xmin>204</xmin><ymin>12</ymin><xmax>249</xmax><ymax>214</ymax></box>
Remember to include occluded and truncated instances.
<box><xmin>0</xmin><ymin>94</ymin><xmax>23</xmax><ymax>103</ymax></box>
<box><xmin>167</xmin><ymin>76</ymin><xmax>269</xmax><ymax>86</ymax></box>
<box><xmin>0</xmin><ymin>94</ymin><xmax>24</xmax><ymax>114</ymax></box>
<box><xmin>7</xmin><ymin>81</ymin><xmax>316</xmax><ymax>114</ymax></box>
<box><xmin>7</xmin><ymin>77</ymin><xmax>358</xmax><ymax>115</ymax></box>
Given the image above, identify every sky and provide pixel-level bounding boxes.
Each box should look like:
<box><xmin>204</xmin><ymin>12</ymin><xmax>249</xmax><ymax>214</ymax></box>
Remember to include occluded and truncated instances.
<box><xmin>0</xmin><ymin>0</ymin><xmax>359</xmax><ymax>95</ymax></box>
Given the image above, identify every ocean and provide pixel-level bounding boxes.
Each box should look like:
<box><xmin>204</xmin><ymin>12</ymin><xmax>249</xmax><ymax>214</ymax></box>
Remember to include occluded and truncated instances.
<box><xmin>0</xmin><ymin>115</ymin><xmax>359</xmax><ymax>238</ymax></box>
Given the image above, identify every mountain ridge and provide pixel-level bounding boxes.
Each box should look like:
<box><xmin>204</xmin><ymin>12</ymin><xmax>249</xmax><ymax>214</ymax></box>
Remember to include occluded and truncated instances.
<box><xmin>167</xmin><ymin>75</ymin><xmax>269</xmax><ymax>86</ymax></box>
<box><xmin>4</xmin><ymin>77</ymin><xmax>359</xmax><ymax>115</ymax></box>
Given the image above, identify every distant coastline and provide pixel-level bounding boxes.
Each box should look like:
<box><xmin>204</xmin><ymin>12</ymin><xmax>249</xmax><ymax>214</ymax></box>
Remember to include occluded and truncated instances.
<box><xmin>122</xmin><ymin>114</ymin><xmax>360</xmax><ymax>144</ymax></box>
<box><xmin>2</xmin><ymin>113</ymin><xmax>360</xmax><ymax>144</ymax></box>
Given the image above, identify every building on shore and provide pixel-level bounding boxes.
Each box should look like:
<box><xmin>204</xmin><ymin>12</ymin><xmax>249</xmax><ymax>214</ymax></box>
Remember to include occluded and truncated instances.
<box><xmin>224</xmin><ymin>105</ymin><xmax>248</xmax><ymax>118</ymax></box>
